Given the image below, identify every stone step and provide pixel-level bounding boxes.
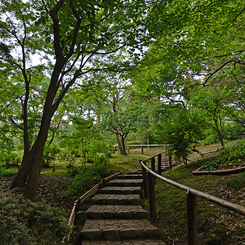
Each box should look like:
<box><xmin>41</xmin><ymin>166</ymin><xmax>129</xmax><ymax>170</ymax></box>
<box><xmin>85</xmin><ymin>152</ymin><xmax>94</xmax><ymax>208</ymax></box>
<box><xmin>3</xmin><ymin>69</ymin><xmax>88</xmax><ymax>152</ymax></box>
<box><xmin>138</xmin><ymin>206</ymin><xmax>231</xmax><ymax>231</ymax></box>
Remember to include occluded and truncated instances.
<box><xmin>117</xmin><ymin>174</ymin><xmax>142</xmax><ymax>179</ymax></box>
<box><xmin>107</xmin><ymin>179</ymin><xmax>143</xmax><ymax>187</ymax></box>
<box><xmin>81</xmin><ymin>239</ymin><xmax>166</xmax><ymax>244</ymax></box>
<box><xmin>77</xmin><ymin>205</ymin><xmax>148</xmax><ymax>221</ymax></box>
<box><xmin>97</xmin><ymin>186</ymin><xmax>141</xmax><ymax>194</ymax></box>
<box><xmin>79</xmin><ymin>219</ymin><xmax>162</xmax><ymax>240</ymax></box>
<box><xmin>87</xmin><ymin>194</ymin><xmax>143</xmax><ymax>206</ymax></box>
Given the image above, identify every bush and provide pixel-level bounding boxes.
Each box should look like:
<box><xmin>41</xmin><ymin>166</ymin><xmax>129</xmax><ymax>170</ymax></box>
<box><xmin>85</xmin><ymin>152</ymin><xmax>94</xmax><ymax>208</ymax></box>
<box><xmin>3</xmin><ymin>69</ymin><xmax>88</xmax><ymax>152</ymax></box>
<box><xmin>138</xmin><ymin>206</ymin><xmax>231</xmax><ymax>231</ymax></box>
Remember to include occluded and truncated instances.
<box><xmin>0</xmin><ymin>148</ymin><xmax>21</xmax><ymax>168</ymax></box>
<box><xmin>0</xmin><ymin>167</ymin><xmax>17</xmax><ymax>177</ymax></box>
<box><xmin>0</xmin><ymin>147</ymin><xmax>20</xmax><ymax>177</ymax></box>
<box><xmin>202</xmin><ymin>139</ymin><xmax>245</xmax><ymax>170</ymax></box>
<box><xmin>42</xmin><ymin>144</ymin><xmax>60</xmax><ymax>168</ymax></box>
<box><xmin>0</xmin><ymin>193</ymin><xmax>69</xmax><ymax>244</ymax></box>
<box><xmin>65</xmin><ymin>164</ymin><xmax>111</xmax><ymax>197</ymax></box>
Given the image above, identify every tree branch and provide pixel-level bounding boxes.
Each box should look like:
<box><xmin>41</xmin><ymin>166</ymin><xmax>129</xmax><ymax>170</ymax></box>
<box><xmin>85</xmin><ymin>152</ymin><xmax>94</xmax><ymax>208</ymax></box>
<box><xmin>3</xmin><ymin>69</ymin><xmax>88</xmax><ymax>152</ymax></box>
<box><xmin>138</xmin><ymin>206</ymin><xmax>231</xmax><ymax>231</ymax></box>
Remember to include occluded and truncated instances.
<box><xmin>50</xmin><ymin>0</ymin><xmax>64</xmax><ymax>61</ymax></box>
<box><xmin>205</xmin><ymin>58</ymin><xmax>245</xmax><ymax>84</ymax></box>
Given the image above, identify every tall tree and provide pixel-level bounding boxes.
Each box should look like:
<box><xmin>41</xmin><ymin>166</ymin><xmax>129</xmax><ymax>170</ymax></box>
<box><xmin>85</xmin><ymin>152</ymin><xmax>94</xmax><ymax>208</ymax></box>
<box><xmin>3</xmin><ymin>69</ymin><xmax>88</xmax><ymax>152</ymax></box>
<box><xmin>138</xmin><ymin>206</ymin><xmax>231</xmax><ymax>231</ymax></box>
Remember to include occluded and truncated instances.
<box><xmin>99</xmin><ymin>75</ymin><xmax>137</xmax><ymax>155</ymax></box>
<box><xmin>0</xmin><ymin>0</ymin><xmax>150</xmax><ymax>200</ymax></box>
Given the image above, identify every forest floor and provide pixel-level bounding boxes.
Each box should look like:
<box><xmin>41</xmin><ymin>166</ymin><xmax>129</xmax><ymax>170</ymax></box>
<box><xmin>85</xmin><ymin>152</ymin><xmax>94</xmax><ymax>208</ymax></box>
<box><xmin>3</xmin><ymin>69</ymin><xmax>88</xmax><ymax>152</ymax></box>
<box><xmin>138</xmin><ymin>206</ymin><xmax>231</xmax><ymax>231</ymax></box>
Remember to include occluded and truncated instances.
<box><xmin>1</xmin><ymin>141</ymin><xmax>245</xmax><ymax>244</ymax></box>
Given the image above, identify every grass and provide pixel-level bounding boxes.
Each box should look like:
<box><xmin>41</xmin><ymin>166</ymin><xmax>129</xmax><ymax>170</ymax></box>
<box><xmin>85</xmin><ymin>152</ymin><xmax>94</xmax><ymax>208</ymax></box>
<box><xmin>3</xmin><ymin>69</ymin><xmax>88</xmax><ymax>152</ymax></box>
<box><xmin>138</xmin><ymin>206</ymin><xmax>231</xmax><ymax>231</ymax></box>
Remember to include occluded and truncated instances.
<box><xmin>41</xmin><ymin>152</ymin><xmax>149</xmax><ymax>175</ymax></box>
<box><xmin>140</xmin><ymin>141</ymin><xmax>245</xmax><ymax>245</ymax></box>
<box><xmin>108</xmin><ymin>153</ymin><xmax>148</xmax><ymax>173</ymax></box>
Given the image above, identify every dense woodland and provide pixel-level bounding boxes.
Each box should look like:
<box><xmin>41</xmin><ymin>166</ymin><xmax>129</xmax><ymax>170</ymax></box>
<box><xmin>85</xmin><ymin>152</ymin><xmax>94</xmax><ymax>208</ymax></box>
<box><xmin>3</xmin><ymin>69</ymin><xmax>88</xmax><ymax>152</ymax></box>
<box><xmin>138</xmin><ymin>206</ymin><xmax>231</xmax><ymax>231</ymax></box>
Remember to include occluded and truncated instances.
<box><xmin>1</xmin><ymin>0</ymin><xmax>245</xmax><ymax>244</ymax></box>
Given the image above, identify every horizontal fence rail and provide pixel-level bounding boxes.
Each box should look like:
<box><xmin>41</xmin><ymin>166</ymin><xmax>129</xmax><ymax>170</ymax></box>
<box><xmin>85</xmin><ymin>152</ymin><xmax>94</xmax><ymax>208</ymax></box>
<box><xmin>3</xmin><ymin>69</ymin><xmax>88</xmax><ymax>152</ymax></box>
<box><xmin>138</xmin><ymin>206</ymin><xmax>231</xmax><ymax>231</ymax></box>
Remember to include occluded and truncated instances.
<box><xmin>113</xmin><ymin>144</ymin><xmax>168</xmax><ymax>155</ymax></box>
<box><xmin>140</xmin><ymin>154</ymin><xmax>245</xmax><ymax>245</ymax></box>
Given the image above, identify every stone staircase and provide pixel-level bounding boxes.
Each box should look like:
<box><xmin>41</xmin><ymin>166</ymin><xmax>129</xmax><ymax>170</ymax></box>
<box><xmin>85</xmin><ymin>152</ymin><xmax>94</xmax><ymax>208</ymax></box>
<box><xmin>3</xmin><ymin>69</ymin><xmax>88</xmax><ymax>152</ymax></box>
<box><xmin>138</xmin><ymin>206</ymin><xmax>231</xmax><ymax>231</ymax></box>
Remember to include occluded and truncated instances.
<box><xmin>77</xmin><ymin>171</ymin><xmax>166</xmax><ymax>245</ymax></box>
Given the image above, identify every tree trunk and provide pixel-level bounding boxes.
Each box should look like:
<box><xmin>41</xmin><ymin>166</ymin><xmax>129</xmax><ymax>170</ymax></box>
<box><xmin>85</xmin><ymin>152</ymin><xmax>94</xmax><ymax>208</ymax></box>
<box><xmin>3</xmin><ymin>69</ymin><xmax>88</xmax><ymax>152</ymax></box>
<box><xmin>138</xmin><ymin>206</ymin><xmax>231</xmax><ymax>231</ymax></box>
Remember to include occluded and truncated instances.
<box><xmin>11</xmin><ymin>61</ymin><xmax>63</xmax><ymax>199</ymax></box>
<box><xmin>24</xmin><ymin>134</ymin><xmax>46</xmax><ymax>200</ymax></box>
<box><xmin>214</xmin><ymin>118</ymin><xmax>224</xmax><ymax>147</ymax></box>
<box><xmin>116</xmin><ymin>134</ymin><xmax>127</xmax><ymax>155</ymax></box>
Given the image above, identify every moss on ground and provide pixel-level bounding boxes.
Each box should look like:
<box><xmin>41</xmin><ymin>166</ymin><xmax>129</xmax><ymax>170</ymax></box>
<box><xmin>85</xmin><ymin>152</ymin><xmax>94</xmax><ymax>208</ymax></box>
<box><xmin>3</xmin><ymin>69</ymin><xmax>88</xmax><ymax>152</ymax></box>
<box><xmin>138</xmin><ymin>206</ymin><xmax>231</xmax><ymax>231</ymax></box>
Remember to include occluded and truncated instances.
<box><xmin>143</xmin><ymin>147</ymin><xmax>245</xmax><ymax>244</ymax></box>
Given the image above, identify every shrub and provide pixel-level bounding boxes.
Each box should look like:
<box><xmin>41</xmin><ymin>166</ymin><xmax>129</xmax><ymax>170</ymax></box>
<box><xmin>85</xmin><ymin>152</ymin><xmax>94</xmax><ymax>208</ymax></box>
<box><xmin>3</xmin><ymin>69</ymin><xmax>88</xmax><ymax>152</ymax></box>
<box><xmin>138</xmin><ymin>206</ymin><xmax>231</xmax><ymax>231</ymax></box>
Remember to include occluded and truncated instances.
<box><xmin>0</xmin><ymin>167</ymin><xmax>17</xmax><ymax>177</ymax></box>
<box><xmin>0</xmin><ymin>193</ymin><xmax>69</xmax><ymax>244</ymax></box>
<box><xmin>202</xmin><ymin>139</ymin><xmax>245</xmax><ymax>170</ymax></box>
<box><xmin>42</xmin><ymin>144</ymin><xmax>60</xmax><ymax>168</ymax></box>
<box><xmin>0</xmin><ymin>147</ymin><xmax>21</xmax><ymax>168</ymax></box>
<box><xmin>65</xmin><ymin>164</ymin><xmax>111</xmax><ymax>197</ymax></box>
<box><xmin>219</xmin><ymin>139</ymin><xmax>245</xmax><ymax>162</ymax></box>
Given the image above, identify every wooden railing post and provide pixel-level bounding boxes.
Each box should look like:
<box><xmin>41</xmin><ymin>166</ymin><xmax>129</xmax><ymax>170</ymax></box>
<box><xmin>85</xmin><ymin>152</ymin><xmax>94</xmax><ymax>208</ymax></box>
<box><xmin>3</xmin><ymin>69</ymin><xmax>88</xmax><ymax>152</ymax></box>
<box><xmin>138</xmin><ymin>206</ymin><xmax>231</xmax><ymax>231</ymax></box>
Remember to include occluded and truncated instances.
<box><xmin>158</xmin><ymin>154</ymin><xmax>161</xmax><ymax>175</ymax></box>
<box><xmin>169</xmin><ymin>154</ymin><xmax>172</xmax><ymax>170</ymax></box>
<box><xmin>148</xmin><ymin>171</ymin><xmax>156</xmax><ymax>220</ymax></box>
<box><xmin>142</xmin><ymin>164</ymin><xmax>148</xmax><ymax>198</ymax></box>
<box><xmin>187</xmin><ymin>189</ymin><xmax>197</xmax><ymax>245</ymax></box>
<box><xmin>151</xmin><ymin>158</ymin><xmax>156</xmax><ymax>184</ymax></box>
<box><xmin>151</xmin><ymin>157</ymin><xmax>155</xmax><ymax>172</ymax></box>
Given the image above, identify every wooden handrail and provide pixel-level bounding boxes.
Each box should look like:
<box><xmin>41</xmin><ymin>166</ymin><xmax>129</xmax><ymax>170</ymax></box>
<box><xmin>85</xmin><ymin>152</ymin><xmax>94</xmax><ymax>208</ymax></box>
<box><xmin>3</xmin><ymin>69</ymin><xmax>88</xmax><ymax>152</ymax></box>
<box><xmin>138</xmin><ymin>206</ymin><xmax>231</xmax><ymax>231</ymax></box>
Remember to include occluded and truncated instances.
<box><xmin>142</xmin><ymin>151</ymin><xmax>166</xmax><ymax>162</ymax></box>
<box><xmin>62</xmin><ymin>171</ymin><xmax>121</xmax><ymax>243</ymax></box>
<box><xmin>140</xmin><ymin>154</ymin><xmax>245</xmax><ymax>245</ymax></box>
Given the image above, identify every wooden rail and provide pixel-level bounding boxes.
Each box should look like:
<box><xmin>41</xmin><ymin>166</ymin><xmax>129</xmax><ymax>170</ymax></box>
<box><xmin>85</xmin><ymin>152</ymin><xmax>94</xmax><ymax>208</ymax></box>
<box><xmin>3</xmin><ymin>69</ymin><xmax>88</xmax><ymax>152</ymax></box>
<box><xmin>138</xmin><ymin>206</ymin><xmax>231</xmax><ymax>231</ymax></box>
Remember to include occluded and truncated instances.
<box><xmin>140</xmin><ymin>154</ymin><xmax>245</xmax><ymax>245</ymax></box>
<box><xmin>62</xmin><ymin>171</ymin><xmax>121</xmax><ymax>243</ymax></box>
<box><xmin>113</xmin><ymin>144</ymin><xmax>168</xmax><ymax>154</ymax></box>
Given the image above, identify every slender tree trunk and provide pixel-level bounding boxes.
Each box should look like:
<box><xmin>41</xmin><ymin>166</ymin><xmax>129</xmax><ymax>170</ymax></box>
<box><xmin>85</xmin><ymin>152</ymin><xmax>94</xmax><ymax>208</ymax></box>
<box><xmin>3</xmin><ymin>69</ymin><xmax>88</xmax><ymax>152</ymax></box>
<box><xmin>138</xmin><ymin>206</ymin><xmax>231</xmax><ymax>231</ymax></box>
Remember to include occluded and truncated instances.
<box><xmin>147</xmin><ymin>133</ymin><xmax>150</xmax><ymax>148</ymax></box>
<box><xmin>116</xmin><ymin>134</ymin><xmax>127</xmax><ymax>156</ymax></box>
<box><xmin>214</xmin><ymin>118</ymin><xmax>224</xmax><ymax>147</ymax></box>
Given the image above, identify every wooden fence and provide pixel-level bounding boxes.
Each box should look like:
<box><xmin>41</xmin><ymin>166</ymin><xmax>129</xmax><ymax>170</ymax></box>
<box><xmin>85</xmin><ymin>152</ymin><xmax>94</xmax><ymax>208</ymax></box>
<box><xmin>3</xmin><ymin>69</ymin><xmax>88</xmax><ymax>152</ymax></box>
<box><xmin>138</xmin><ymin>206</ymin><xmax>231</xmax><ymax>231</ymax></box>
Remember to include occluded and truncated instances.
<box><xmin>140</xmin><ymin>153</ymin><xmax>245</xmax><ymax>245</ymax></box>
<box><xmin>113</xmin><ymin>144</ymin><xmax>167</xmax><ymax>155</ymax></box>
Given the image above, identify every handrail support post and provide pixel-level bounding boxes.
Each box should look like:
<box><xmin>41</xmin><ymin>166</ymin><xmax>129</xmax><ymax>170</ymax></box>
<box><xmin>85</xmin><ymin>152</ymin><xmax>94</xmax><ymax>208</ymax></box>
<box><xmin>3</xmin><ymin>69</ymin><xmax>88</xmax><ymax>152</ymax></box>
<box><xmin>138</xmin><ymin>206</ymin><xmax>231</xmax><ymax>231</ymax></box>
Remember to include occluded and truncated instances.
<box><xmin>187</xmin><ymin>189</ymin><xmax>198</xmax><ymax>245</ymax></box>
<box><xmin>158</xmin><ymin>154</ymin><xmax>162</xmax><ymax>175</ymax></box>
<box><xmin>169</xmin><ymin>154</ymin><xmax>172</xmax><ymax>170</ymax></box>
<box><xmin>142</xmin><ymin>164</ymin><xmax>148</xmax><ymax>198</ymax></box>
<box><xmin>148</xmin><ymin>171</ymin><xmax>156</xmax><ymax>220</ymax></box>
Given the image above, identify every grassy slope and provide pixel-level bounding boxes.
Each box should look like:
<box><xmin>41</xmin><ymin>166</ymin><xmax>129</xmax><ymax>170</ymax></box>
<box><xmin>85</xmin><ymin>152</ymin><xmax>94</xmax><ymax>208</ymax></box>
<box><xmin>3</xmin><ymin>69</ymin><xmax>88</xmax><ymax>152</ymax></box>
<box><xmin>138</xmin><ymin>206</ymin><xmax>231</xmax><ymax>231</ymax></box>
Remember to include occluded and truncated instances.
<box><xmin>138</xmin><ymin>143</ymin><xmax>245</xmax><ymax>245</ymax></box>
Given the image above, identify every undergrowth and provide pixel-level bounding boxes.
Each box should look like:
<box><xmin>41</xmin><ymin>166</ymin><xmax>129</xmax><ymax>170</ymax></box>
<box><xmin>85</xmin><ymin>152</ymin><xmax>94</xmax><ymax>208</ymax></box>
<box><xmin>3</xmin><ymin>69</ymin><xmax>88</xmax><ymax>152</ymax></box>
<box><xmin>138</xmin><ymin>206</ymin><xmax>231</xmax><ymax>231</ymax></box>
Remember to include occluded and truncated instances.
<box><xmin>65</xmin><ymin>163</ymin><xmax>111</xmax><ymax>197</ymax></box>
<box><xmin>202</xmin><ymin>139</ymin><xmax>245</xmax><ymax>170</ymax></box>
<box><xmin>0</xmin><ymin>193</ymin><xmax>69</xmax><ymax>245</ymax></box>
<box><xmin>225</xmin><ymin>171</ymin><xmax>245</xmax><ymax>189</ymax></box>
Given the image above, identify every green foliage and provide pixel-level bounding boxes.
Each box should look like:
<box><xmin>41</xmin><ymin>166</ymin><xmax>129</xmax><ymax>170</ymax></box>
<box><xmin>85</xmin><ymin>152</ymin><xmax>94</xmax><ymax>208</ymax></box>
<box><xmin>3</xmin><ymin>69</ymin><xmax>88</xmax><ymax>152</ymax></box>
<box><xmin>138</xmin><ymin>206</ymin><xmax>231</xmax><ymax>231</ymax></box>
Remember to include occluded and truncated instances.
<box><xmin>0</xmin><ymin>144</ymin><xmax>20</xmax><ymax>176</ymax></box>
<box><xmin>65</xmin><ymin>164</ymin><xmax>111</xmax><ymax>197</ymax></box>
<box><xmin>154</xmin><ymin>105</ymin><xmax>205</xmax><ymax>166</ymax></box>
<box><xmin>0</xmin><ymin>149</ymin><xmax>21</xmax><ymax>168</ymax></box>
<box><xmin>219</xmin><ymin>139</ymin><xmax>245</xmax><ymax>162</ymax></box>
<box><xmin>202</xmin><ymin>159</ymin><xmax>220</xmax><ymax>171</ymax></box>
<box><xmin>202</xmin><ymin>139</ymin><xmax>245</xmax><ymax>170</ymax></box>
<box><xmin>59</xmin><ymin>118</ymin><xmax>111</xmax><ymax>166</ymax></box>
<box><xmin>0</xmin><ymin>167</ymin><xmax>17</xmax><ymax>177</ymax></box>
<box><xmin>198</xmin><ymin>122</ymin><xmax>245</xmax><ymax>146</ymax></box>
<box><xmin>42</xmin><ymin>144</ymin><xmax>60</xmax><ymax>168</ymax></box>
<box><xmin>221</xmin><ymin>122</ymin><xmax>245</xmax><ymax>140</ymax></box>
<box><xmin>0</xmin><ymin>193</ymin><xmax>69</xmax><ymax>244</ymax></box>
